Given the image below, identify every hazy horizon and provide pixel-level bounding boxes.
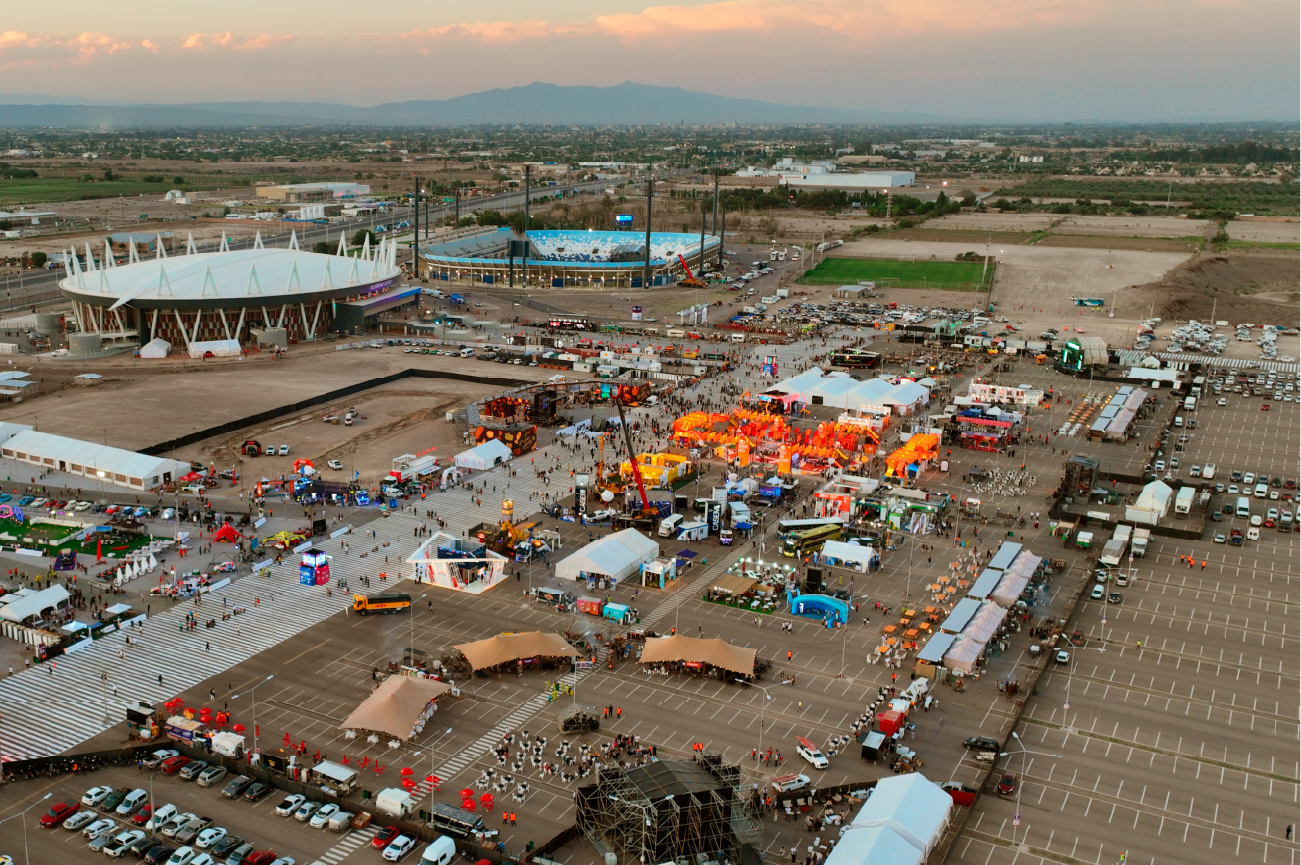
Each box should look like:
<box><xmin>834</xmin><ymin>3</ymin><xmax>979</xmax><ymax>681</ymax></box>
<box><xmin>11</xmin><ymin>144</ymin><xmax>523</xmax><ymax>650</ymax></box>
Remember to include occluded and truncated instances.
<box><xmin>1</xmin><ymin>0</ymin><xmax>1297</xmax><ymax>122</ymax></box>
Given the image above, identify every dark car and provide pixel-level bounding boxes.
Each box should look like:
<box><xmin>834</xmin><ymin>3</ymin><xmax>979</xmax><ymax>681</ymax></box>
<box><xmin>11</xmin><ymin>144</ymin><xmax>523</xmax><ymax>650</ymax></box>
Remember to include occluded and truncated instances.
<box><xmin>244</xmin><ymin>782</ymin><xmax>273</xmax><ymax>802</ymax></box>
<box><xmin>102</xmin><ymin>788</ymin><xmax>130</xmax><ymax>811</ymax></box>
<box><xmin>221</xmin><ymin>775</ymin><xmax>254</xmax><ymax>799</ymax></box>
<box><xmin>144</xmin><ymin>845</ymin><xmax>176</xmax><ymax>865</ymax></box>
<box><xmin>1211</xmin><ymin>511</ymin><xmax>1223</xmax><ymax>522</ymax></box>
<box><xmin>212</xmin><ymin>836</ymin><xmax>245</xmax><ymax>858</ymax></box>
<box><xmin>40</xmin><ymin>802</ymin><xmax>79</xmax><ymax>827</ymax></box>
<box><xmin>1222</xmin><ymin>504</ymin><xmax>1233</xmax><ymax>515</ymax></box>
<box><xmin>224</xmin><ymin>842</ymin><xmax>255</xmax><ymax>865</ymax></box>
<box><xmin>159</xmin><ymin>755</ymin><xmax>189</xmax><ymax>775</ymax></box>
<box><xmin>1272</xmin><ymin>476</ymin><xmax>1283</xmax><ymax>488</ymax></box>
<box><xmin>1107</xmin><ymin>593</ymin><xmax>1123</xmax><ymax>604</ymax></box>
<box><xmin>963</xmin><ymin>737</ymin><xmax>1001</xmax><ymax>753</ymax></box>
<box><xmin>997</xmin><ymin>772</ymin><xmax>1018</xmax><ymax>795</ymax></box>
<box><xmin>372</xmin><ymin>827</ymin><xmax>402</xmax><ymax>849</ymax></box>
<box><xmin>125</xmin><ymin>834</ymin><xmax>154</xmax><ymax>858</ymax></box>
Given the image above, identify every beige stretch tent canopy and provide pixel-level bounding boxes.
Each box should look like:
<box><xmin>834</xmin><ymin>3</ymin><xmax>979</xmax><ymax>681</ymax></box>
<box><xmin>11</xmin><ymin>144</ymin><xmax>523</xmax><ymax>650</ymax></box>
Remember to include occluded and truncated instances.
<box><xmin>454</xmin><ymin>631</ymin><xmax>580</xmax><ymax>671</ymax></box>
<box><xmin>709</xmin><ymin>574</ymin><xmax>758</xmax><ymax>595</ymax></box>
<box><xmin>639</xmin><ymin>635</ymin><xmax>757</xmax><ymax>677</ymax></box>
<box><xmin>340</xmin><ymin>675</ymin><xmax>452</xmax><ymax>741</ymax></box>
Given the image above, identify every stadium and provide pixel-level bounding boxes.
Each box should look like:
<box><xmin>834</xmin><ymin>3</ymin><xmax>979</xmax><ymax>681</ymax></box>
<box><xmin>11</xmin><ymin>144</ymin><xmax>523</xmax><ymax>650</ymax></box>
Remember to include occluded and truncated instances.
<box><xmin>57</xmin><ymin>233</ymin><xmax>407</xmax><ymax>356</ymax></box>
<box><xmin>422</xmin><ymin>227</ymin><xmax>721</xmax><ymax>288</ymax></box>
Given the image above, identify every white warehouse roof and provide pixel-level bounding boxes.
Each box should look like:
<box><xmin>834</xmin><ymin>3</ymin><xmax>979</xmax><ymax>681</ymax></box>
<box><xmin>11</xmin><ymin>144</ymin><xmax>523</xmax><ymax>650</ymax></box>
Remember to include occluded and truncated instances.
<box><xmin>555</xmin><ymin>529</ymin><xmax>659</xmax><ymax>582</ymax></box>
<box><xmin>0</xmin><ymin>430</ymin><xmax>189</xmax><ymax>489</ymax></box>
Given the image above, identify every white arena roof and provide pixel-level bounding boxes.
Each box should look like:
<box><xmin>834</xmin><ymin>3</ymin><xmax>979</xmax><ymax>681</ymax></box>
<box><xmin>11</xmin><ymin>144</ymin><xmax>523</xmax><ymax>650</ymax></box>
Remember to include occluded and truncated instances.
<box><xmin>59</xmin><ymin>233</ymin><xmax>401</xmax><ymax>309</ymax></box>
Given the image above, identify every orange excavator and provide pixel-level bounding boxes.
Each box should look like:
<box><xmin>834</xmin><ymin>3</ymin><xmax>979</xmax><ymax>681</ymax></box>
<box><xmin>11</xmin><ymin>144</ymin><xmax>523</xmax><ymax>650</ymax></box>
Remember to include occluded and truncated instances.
<box><xmin>676</xmin><ymin>254</ymin><xmax>707</xmax><ymax>288</ymax></box>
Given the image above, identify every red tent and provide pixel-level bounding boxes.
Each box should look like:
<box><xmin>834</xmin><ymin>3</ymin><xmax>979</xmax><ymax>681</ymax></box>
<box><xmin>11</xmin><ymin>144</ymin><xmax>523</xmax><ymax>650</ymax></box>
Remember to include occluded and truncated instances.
<box><xmin>212</xmin><ymin>524</ymin><xmax>243</xmax><ymax>544</ymax></box>
<box><xmin>178</xmin><ymin>471</ymin><xmax>204</xmax><ymax>482</ymax></box>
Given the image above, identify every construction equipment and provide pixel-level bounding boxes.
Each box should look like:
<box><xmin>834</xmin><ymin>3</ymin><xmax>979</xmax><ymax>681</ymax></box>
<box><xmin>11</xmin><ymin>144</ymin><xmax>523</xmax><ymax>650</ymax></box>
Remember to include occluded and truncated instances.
<box><xmin>611</xmin><ymin>397</ymin><xmax>657</xmax><ymax>522</ymax></box>
<box><xmin>676</xmin><ymin>254</ymin><xmax>707</xmax><ymax>288</ymax></box>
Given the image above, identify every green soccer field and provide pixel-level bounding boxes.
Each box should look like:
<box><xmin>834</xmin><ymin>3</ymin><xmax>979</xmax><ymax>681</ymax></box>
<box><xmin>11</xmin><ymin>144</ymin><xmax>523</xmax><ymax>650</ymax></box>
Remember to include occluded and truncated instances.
<box><xmin>798</xmin><ymin>257</ymin><xmax>992</xmax><ymax>289</ymax></box>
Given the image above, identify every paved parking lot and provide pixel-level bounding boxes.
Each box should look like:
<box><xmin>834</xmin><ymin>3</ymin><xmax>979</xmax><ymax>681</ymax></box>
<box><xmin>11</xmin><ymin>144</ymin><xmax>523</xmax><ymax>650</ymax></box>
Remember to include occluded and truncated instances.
<box><xmin>950</xmin><ymin>369</ymin><xmax>1299</xmax><ymax>865</ymax></box>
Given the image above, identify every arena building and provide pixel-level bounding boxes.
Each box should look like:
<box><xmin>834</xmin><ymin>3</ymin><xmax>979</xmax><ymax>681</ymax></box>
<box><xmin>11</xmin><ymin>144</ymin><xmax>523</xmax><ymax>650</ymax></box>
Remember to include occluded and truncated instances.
<box><xmin>57</xmin><ymin>232</ymin><xmax>406</xmax><ymax>355</ymax></box>
<box><xmin>422</xmin><ymin>227</ymin><xmax>720</xmax><ymax>288</ymax></box>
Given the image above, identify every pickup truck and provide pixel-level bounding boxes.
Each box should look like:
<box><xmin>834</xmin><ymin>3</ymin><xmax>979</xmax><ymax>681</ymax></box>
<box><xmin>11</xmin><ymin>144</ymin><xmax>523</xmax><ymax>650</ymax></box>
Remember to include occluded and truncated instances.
<box><xmin>172</xmin><ymin>815</ymin><xmax>214</xmax><ymax>844</ymax></box>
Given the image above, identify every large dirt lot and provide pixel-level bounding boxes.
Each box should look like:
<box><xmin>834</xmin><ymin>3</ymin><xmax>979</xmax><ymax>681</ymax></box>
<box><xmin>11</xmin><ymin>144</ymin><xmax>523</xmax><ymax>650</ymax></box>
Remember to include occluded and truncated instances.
<box><xmin>928</xmin><ymin>213</ymin><xmax>1060</xmax><ymax>232</ymax></box>
<box><xmin>1127</xmin><ymin>249</ymin><xmax>1301</xmax><ymax>328</ymax></box>
<box><xmin>1225</xmin><ymin>219</ymin><xmax>1301</xmax><ymax>243</ymax></box>
<box><xmin>0</xmin><ymin>347</ymin><xmax>553</xmax><ymax>462</ymax></box>
<box><xmin>1054</xmin><ymin>214</ymin><xmax>1210</xmax><ymax>238</ymax></box>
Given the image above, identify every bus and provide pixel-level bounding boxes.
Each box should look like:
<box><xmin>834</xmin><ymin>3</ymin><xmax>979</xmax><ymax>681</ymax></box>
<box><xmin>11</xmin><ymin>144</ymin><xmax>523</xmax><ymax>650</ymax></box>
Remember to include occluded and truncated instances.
<box><xmin>781</xmin><ymin>523</ymin><xmax>842</xmax><ymax>557</ymax></box>
<box><xmin>352</xmin><ymin>592</ymin><xmax>412</xmax><ymax>615</ymax></box>
<box><xmin>776</xmin><ymin>517</ymin><xmax>844</xmax><ymax>540</ymax></box>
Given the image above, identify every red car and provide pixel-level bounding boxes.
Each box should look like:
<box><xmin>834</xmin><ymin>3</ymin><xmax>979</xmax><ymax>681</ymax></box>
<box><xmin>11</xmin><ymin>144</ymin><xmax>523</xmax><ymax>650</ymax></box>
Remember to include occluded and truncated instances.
<box><xmin>159</xmin><ymin>755</ymin><xmax>190</xmax><ymax>775</ymax></box>
<box><xmin>40</xmin><ymin>802</ymin><xmax>79</xmax><ymax>827</ymax></box>
<box><xmin>242</xmin><ymin>852</ymin><xmax>276</xmax><ymax>865</ymax></box>
<box><xmin>997</xmin><ymin>772</ymin><xmax>1018</xmax><ymax>795</ymax></box>
<box><xmin>132</xmin><ymin>804</ymin><xmax>153</xmax><ymax>826</ymax></box>
<box><xmin>372</xmin><ymin>827</ymin><xmax>401</xmax><ymax>849</ymax></box>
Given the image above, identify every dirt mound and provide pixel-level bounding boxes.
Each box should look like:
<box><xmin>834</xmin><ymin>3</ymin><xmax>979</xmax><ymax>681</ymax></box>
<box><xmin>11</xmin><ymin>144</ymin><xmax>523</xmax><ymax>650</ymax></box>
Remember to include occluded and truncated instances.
<box><xmin>1130</xmin><ymin>249</ymin><xmax>1299</xmax><ymax>326</ymax></box>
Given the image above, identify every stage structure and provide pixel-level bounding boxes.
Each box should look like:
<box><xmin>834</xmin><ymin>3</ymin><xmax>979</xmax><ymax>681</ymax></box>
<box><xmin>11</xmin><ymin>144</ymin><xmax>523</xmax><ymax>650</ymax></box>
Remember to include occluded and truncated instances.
<box><xmin>575</xmin><ymin>754</ymin><xmax>759</xmax><ymax>864</ymax></box>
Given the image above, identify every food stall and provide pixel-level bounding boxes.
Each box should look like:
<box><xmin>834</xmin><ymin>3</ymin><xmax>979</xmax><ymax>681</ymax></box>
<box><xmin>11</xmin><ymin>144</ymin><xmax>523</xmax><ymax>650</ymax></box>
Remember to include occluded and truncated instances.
<box><xmin>575</xmin><ymin>596</ymin><xmax>605</xmax><ymax>616</ymax></box>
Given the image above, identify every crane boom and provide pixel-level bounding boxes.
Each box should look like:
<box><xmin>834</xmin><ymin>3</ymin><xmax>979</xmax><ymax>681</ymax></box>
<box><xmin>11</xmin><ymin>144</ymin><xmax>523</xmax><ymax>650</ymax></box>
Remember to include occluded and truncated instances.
<box><xmin>676</xmin><ymin>253</ymin><xmax>695</xmax><ymax>281</ymax></box>
<box><xmin>612</xmin><ymin>395</ymin><xmax>652</xmax><ymax>515</ymax></box>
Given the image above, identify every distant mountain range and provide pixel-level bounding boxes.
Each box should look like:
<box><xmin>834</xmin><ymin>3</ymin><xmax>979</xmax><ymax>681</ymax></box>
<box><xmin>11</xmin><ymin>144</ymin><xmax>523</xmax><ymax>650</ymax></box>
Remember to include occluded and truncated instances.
<box><xmin>0</xmin><ymin>82</ymin><xmax>947</xmax><ymax>127</ymax></box>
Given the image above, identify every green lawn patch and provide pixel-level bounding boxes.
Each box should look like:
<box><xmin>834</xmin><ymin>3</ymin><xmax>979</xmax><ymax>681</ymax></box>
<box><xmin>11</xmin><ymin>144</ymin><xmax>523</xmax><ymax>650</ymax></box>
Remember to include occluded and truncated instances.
<box><xmin>797</xmin><ymin>256</ymin><xmax>992</xmax><ymax>291</ymax></box>
<box><xmin>0</xmin><ymin>177</ymin><xmax>225</xmax><ymax>205</ymax></box>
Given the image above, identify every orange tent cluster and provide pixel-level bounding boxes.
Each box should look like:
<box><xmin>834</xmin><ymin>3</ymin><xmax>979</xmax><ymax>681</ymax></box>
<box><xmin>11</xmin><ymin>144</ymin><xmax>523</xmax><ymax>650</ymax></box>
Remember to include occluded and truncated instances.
<box><xmin>885</xmin><ymin>433</ymin><xmax>940</xmax><ymax>477</ymax></box>
<box><xmin>671</xmin><ymin>405</ymin><xmax>885</xmax><ymax>469</ymax></box>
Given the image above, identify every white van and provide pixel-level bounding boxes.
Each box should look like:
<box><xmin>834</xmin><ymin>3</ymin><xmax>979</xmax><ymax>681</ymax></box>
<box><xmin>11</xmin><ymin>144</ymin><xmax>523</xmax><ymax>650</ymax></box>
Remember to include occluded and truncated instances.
<box><xmin>1236</xmin><ymin>496</ymin><xmax>1251</xmax><ymax>518</ymax></box>
<box><xmin>418</xmin><ymin>836</ymin><xmax>456</xmax><ymax>865</ymax></box>
<box><xmin>658</xmin><ymin>514</ymin><xmax>683</xmax><ymax>537</ymax></box>
<box><xmin>1173</xmin><ymin>416</ymin><xmax>1183</xmax><ymax>427</ymax></box>
<box><xmin>1254</xmin><ymin>483</ymin><xmax>1268</xmax><ymax>498</ymax></box>
<box><xmin>458</xmin><ymin>347</ymin><xmax>475</xmax><ymax>358</ymax></box>
<box><xmin>1201</xmin><ymin>463</ymin><xmax>1216</xmax><ymax>480</ymax></box>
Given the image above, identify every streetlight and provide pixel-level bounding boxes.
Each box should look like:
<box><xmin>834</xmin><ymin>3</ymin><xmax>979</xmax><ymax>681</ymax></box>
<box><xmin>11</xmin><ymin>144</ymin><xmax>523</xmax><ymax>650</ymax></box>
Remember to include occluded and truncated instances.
<box><xmin>736</xmin><ymin>680</ymin><xmax>787</xmax><ymax>770</ymax></box>
<box><xmin>1000</xmin><ymin>732</ymin><xmax>1061</xmax><ymax>844</ymax></box>
<box><xmin>231</xmin><ymin>675</ymin><xmax>274</xmax><ymax>762</ymax></box>
<box><xmin>414</xmin><ymin>727</ymin><xmax>454</xmax><ymax>820</ymax></box>
<box><xmin>0</xmin><ymin>791</ymin><xmax>51</xmax><ymax>865</ymax></box>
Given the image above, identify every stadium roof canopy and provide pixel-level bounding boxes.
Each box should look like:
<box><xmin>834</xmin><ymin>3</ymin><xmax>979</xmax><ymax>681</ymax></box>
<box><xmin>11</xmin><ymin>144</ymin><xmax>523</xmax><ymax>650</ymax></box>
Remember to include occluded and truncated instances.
<box><xmin>59</xmin><ymin>234</ymin><xmax>401</xmax><ymax>310</ymax></box>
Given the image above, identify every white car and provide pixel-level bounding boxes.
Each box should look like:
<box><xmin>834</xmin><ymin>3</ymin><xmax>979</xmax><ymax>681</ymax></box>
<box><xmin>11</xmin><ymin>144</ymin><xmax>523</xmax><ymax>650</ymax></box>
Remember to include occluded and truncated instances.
<box><xmin>293</xmin><ymin>801</ymin><xmax>321</xmax><ymax>822</ymax></box>
<box><xmin>104</xmin><ymin>830</ymin><xmax>146</xmax><ymax>858</ymax></box>
<box><xmin>278</xmin><ymin>445</ymin><xmax>290</xmax><ymax>456</ymax></box>
<box><xmin>1217</xmin><ymin>398</ymin><xmax>1227</xmax><ymax>406</ymax></box>
<box><xmin>382</xmin><ymin>835</ymin><xmax>417</xmax><ymax>862</ymax></box>
<box><xmin>308</xmin><ymin>804</ymin><xmax>340</xmax><ymax>829</ymax></box>
<box><xmin>1090</xmin><ymin>584</ymin><xmax>1104</xmax><ymax>600</ymax></box>
<box><xmin>160</xmin><ymin>812</ymin><xmax>197</xmax><ymax>837</ymax></box>
<box><xmin>63</xmin><ymin>811</ymin><xmax>96</xmax><ymax>831</ymax></box>
<box><xmin>146</xmin><ymin>803</ymin><xmax>177</xmax><ymax>830</ymax></box>
<box><xmin>274</xmin><ymin>795</ymin><xmax>306</xmax><ymax>817</ymax></box>
<box><xmin>1055</xmin><ymin>650</ymin><xmax>1070</xmax><ymax>664</ymax></box>
<box><xmin>161</xmin><ymin>508</ymin><xmax>175</xmax><ymax>520</ymax></box>
<box><xmin>190</xmin><ymin>856</ymin><xmax>217</xmax><ymax>865</ymax></box>
<box><xmin>326</xmin><ymin>460</ymin><xmax>343</xmax><ymax>471</ymax></box>
<box><xmin>165</xmin><ymin>848</ymin><xmax>198</xmax><ymax>865</ymax></box>
<box><xmin>195</xmin><ymin>827</ymin><xmax>227</xmax><ymax>849</ymax></box>
<box><xmin>82</xmin><ymin>785</ymin><xmax>113</xmax><ymax>807</ymax></box>
<box><xmin>83</xmin><ymin>818</ymin><xmax>117</xmax><ymax>840</ymax></box>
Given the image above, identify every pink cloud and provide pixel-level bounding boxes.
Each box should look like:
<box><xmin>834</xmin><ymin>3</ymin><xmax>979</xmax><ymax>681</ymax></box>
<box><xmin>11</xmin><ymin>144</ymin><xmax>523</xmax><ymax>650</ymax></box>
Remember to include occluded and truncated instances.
<box><xmin>234</xmin><ymin>34</ymin><xmax>293</xmax><ymax>51</ymax></box>
<box><xmin>402</xmin><ymin>20</ymin><xmax>587</xmax><ymax>44</ymax></box>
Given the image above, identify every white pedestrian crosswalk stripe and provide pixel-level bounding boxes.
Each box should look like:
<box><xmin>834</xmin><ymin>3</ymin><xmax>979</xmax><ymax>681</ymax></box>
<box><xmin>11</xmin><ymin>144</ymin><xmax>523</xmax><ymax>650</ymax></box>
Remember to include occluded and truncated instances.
<box><xmin>309</xmin><ymin>826</ymin><xmax>376</xmax><ymax>865</ymax></box>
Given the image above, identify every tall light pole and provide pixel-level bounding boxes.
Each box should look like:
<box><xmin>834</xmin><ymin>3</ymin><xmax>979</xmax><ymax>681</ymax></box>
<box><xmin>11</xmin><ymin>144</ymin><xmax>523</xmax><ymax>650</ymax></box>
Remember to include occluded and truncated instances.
<box><xmin>737</xmin><ymin>680</ymin><xmax>787</xmax><ymax>770</ymax></box>
<box><xmin>231</xmin><ymin>675</ymin><xmax>274</xmax><ymax>762</ymax></box>
<box><xmin>1000</xmin><ymin>732</ymin><xmax>1061</xmax><ymax>845</ymax></box>
<box><xmin>0</xmin><ymin>791</ymin><xmax>51</xmax><ymax>865</ymax></box>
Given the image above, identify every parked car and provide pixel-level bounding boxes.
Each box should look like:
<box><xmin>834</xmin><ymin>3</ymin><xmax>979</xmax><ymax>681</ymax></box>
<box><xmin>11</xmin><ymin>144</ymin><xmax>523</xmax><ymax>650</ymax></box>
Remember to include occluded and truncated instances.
<box><xmin>179</xmin><ymin>761</ymin><xmax>208</xmax><ymax>781</ymax></box>
<box><xmin>160</xmin><ymin>756</ymin><xmax>190</xmax><ymax>775</ymax></box>
<box><xmin>997</xmin><ymin>772</ymin><xmax>1018</xmax><ymax>795</ymax></box>
<box><xmin>274</xmin><ymin>795</ymin><xmax>306</xmax><ymax>817</ymax></box>
<box><xmin>243</xmin><ymin>783</ymin><xmax>273</xmax><ymax>803</ymax></box>
<box><xmin>309</xmin><ymin>804</ymin><xmax>340</xmax><ymax>829</ymax></box>
<box><xmin>962</xmin><ymin>737</ymin><xmax>1000</xmax><ymax>753</ymax></box>
<box><xmin>62</xmin><ymin>811</ymin><xmax>95</xmax><ymax>831</ymax></box>
<box><xmin>381</xmin><ymin>835</ymin><xmax>417</xmax><ymax>862</ymax></box>
<box><xmin>220</xmin><ymin>776</ymin><xmax>253</xmax><ymax>800</ymax></box>
<box><xmin>82</xmin><ymin>786</ymin><xmax>114</xmax><ymax>807</ymax></box>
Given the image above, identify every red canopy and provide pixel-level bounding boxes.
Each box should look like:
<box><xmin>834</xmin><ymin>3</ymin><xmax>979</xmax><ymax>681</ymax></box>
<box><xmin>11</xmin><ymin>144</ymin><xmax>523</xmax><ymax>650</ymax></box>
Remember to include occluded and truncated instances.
<box><xmin>212</xmin><ymin>524</ymin><xmax>243</xmax><ymax>544</ymax></box>
<box><xmin>178</xmin><ymin>471</ymin><xmax>204</xmax><ymax>482</ymax></box>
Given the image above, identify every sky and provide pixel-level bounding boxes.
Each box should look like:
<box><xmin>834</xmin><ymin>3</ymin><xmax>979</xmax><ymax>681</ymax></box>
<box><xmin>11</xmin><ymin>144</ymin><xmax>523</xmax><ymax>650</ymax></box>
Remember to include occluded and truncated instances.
<box><xmin>1</xmin><ymin>0</ymin><xmax>1298</xmax><ymax>121</ymax></box>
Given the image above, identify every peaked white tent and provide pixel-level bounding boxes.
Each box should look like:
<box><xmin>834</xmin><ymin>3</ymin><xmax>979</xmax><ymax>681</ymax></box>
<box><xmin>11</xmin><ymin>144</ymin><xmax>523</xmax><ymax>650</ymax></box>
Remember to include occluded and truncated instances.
<box><xmin>139</xmin><ymin>338</ymin><xmax>171</xmax><ymax>359</ymax></box>
<box><xmin>1126</xmin><ymin>480</ymin><xmax>1173</xmax><ymax>525</ymax></box>
<box><xmin>555</xmin><ymin>529</ymin><xmax>659</xmax><ymax>583</ymax></box>
<box><xmin>453</xmin><ymin>439</ymin><xmax>513</xmax><ymax>470</ymax></box>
